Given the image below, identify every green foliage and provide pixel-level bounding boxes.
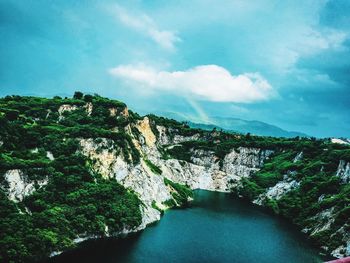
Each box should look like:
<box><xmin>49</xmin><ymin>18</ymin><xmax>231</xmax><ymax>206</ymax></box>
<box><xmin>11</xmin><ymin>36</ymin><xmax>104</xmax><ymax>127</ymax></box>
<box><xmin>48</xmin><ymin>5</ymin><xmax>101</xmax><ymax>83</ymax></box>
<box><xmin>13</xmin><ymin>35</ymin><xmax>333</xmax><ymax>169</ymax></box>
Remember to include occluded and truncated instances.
<box><xmin>164</xmin><ymin>178</ymin><xmax>193</xmax><ymax>206</ymax></box>
<box><xmin>73</xmin><ymin>91</ymin><xmax>84</xmax><ymax>100</ymax></box>
<box><xmin>151</xmin><ymin>200</ymin><xmax>163</xmax><ymax>214</ymax></box>
<box><xmin>265</xmin><ymin>198</ymin><xmax>280</xmax><ymax>214</ymax></box>
<box><xmin>235</xmin><ymin>139</ymin><xmax>350</xmax><ymax>253</ymax></box>
<box><xmin>84</xmin><ymin>94</ymin><xmax>93</xmax><ymax>102</ymax></box>
<box><xmin>162</xmin><ymin>199</ymin><xmax>177</xmax><ymax>207</ymax></box>
<box><xmin>5</xmin><ymin>109</ymin><xmax>19</xmax><ymax>121</ymax></box>
<box><xmin>144</xmin><ymin>159</ymin><xmax>162</xmax><ymax>175</ymax></box>
<box><xmin>147</xmin><ymin>114</ymin><xmax>205</xmax><ymax>139</ymax></box>
<box><xmin>1</xmin><ymin>94</ymin><xmax>349</xmax><ymax>261</ymax></box>
<box><xmin>236</xmin><ymin>178</ymin><xmax>264</xmax><ymax>200</ymax></box>
<box><xmin>0</xmin><ymin>94</ymin><xmax>143</xmax><ymax>263</ymax></box>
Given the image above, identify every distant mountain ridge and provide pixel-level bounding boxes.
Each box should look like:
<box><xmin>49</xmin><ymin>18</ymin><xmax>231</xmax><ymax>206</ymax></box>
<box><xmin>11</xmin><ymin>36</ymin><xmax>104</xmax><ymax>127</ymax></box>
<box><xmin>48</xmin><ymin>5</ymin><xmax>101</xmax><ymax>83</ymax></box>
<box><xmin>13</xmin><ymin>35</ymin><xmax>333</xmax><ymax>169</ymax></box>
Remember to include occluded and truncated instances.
<box><xmin>197</xmin><ymin>117</ymin><xmax>309</xmax><ymax>138</ymax></box>
<box><xmin>155</xmin><ymin>111</ymin><xmax>309</xmax><ymax>138</ymax></box>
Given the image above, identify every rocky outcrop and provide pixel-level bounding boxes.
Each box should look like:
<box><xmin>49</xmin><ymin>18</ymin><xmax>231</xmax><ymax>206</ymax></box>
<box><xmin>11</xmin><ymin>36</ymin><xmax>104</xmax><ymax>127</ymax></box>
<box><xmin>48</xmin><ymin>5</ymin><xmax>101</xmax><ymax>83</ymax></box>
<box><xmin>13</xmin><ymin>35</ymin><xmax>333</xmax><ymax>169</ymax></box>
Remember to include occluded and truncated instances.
<box><xmin>58</xmin><ymin>103</ymin><xmax>93</xmax><ymax>119</ymax></box>
<box><xmin>301</xmin><ymin>207</ymin><xmax>350</xmax><ymax>258</ymax></box>
<box><xmin>79</xmin><ymin>138</ymin><xmax>168</xmax><ymax>227</ymax></box>
<box><xmin>46</xmin><ymin>151</ymin><xmax>55</xmax><ymax>161</ymax></box>
<box><xmin>331</xmin><ymin>138</ymin><xmax>350</xmax><ymax>145</ymax></box>
<box><xmin>84</xmin><ymin>102</ymin><xmax>93</xmax><ymax>116</ymax></box>
<box><xmin>156</xmin><ymin>126</ymin><xmax>172</xmax><ymax>145</ymax></box>
<box><xmin>251</xmin><ymin>157</ymin><xmax>350</xmax><ymax>258</ymax></box>
<box><xmin>253</xmin><ymin>171</ymin><xmax>299</xmax><ymax>205</ymax></box>
<box><xmin>109</xmin><ymin>108</ymin><xmax>117</xmax><ymax>117</ymax></box>
<box><xmin>79</xmin><ymin>118</ymin><xmax>273</xmax><ymax>229</ymax></box>
<box><xmin>302</xmin><ymin>207</ymin><xmax>336</xmax><ymax>236</ymax></box>
<box><xmin>1</xmin><ymin>169</ymin><xmax>48</xmax><ymax>202</ymax></box>
<box><xmin>121</xmin><ymin>107</ymin><xmax>129</xmax><ymax>117</ymax></box>
<box><xmin>136</xmin><ymin>117</ymin><xmax>156</xmax><ymax>147</ymax></box>
<box><xmin>58</xmin><ymin>104</ymin><xmax>78</xmax><ymax>118</ymax></box>
<box><xmin>331</xmin><ymin>229</ymin><xmax>350</xmax><ymax>258</ymax></box>
<box><xmin>336</xmin><ymin>160</ymin><xmax>350</xmax><ymax>183</ymax></box>
<box><xmin>293</xmin><ymin>151</ymin><xmax>303</xmax><ymax>163</ymax></box>
<box><xmin>161</xmin><ymin>147</ymin><xmax>272</xmax><ymax>192</ymax></box>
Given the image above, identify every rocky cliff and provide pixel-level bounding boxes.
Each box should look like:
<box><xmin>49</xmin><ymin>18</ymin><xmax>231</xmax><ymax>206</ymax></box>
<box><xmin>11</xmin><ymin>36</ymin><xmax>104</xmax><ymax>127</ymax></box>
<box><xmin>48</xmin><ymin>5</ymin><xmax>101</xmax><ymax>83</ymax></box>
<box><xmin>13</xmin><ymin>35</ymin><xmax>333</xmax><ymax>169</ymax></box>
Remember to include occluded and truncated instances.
<box><xmin>251</xmin><ymin>154</ymin><xmax>350</xmax><ymax>258</ymax></box>
<box><xmin>77</xmin><ymin>116</ymin><xmax>273</xmax><ymax>228</ymax></box>
<box><xmin>1</xmin><ymin>95</ymin><xmax>349</xmax><ymax>262</ymax></box>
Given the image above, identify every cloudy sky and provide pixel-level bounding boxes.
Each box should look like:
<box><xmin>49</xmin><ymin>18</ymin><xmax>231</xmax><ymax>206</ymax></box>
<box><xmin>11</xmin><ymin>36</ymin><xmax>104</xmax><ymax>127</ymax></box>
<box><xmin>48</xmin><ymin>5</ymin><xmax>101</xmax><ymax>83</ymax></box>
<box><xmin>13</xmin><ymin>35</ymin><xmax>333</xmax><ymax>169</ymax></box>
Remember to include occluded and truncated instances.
<box><xmin>1</xmin><ymin>0</ymin><xmax>350</xmax><ymax>137</ymax></box>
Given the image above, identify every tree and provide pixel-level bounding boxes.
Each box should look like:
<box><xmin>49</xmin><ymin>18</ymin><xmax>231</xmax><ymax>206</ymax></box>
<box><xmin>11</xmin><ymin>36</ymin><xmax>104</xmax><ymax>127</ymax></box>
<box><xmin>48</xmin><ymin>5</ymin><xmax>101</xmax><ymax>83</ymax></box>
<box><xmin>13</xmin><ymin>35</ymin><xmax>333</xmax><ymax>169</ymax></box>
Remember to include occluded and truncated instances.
<box><xmin>5</xmin><ymin>110</ymin><xmax>19</xmax><ymax>121</ymax></box>
<box><xmin>84</xmin><ymin>94</ymin><xmax>93</xmax><ymax>102</ymax></box>
<box><xmin>73</xmin><ymin>91</ymin><xmax>83</xmax><ymax>100</ymax></box>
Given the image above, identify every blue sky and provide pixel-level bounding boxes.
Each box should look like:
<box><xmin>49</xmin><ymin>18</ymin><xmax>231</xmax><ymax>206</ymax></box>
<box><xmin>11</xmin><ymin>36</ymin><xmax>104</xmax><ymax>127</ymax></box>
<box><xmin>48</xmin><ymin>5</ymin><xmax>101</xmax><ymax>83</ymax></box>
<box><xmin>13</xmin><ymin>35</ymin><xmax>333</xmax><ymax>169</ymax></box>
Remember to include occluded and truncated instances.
<box><xmin>1</xmin><ymin>0</ymin><xmax>350</xmax><ymax>137</ymax></box>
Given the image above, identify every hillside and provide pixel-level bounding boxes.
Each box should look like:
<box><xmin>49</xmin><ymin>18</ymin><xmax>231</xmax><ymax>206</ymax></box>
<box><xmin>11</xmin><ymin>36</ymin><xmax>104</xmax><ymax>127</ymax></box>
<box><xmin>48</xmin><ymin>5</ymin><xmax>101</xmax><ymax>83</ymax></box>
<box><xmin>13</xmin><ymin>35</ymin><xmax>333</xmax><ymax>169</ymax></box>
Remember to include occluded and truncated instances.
<box><xmin>0</xmin><ymin>93</ymin><xmax>349</xmax><ymax>262</ymax></box>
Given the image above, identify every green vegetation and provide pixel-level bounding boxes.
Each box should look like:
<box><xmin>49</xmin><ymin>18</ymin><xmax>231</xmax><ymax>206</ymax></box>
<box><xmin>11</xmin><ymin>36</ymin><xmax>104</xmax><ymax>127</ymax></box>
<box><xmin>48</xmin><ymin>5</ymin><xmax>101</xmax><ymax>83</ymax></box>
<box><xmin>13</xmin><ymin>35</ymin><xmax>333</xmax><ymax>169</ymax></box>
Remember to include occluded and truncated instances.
<box><xmin>164</xmin><ymin>177</ymin><xmax>193</xmax><ymax>206</ymax></box>
<box><xmin>162</xmin><ymin>198</ymin><xmax>177</xmax><ymax>207</ymax></box>
<box><xmin>147</xmin><ymin>114</ymin><xmax>205</xmax><ymax>139</ymax></box>
<box><xmin>235</xmin><ymin>142</ymin><xmax>350</xmax><ymax>252</ymax></box>
<box><xmin>151</xmin><ymin>200</ymin><xmax>163</xmax><ymax>214</ymax></box>
<box><xmin>144</xmin><ymin>158</ymin><xmax>162</xmax><ymax>175</ymax></box>
<box><xmin>0</xmin><ymin>94</ymin><xmax>142</xmax><ymax>262</ymax></box>
<box><xmin>1</xmin><ymin>93</ymin><xmax>349</xmax><ymax>260</ymax></box>
<box><xmin>150</xmin><ymin>113</ymin><xmax>350</xmax><ymax>254</ymax></box>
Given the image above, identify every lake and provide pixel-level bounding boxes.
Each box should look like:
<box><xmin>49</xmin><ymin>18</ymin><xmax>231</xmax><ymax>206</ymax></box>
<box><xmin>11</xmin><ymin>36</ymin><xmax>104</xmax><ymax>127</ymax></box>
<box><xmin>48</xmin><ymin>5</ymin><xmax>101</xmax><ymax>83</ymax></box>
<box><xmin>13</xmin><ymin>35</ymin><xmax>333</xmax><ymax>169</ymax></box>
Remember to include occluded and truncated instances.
<box><xmin>47</xmin><ymin>190</ymin><xmax>325</xmax><ymax>263</ymax></box>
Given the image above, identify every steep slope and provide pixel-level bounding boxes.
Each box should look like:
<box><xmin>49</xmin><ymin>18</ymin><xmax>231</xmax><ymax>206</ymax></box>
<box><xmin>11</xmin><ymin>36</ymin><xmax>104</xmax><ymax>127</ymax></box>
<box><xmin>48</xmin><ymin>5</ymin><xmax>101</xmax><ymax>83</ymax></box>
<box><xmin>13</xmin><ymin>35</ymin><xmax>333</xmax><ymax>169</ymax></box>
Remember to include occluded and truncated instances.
<box><xmin>0</xmin><ymin>94</ymin><xmax>349</xmax><ymax>262</ymax></box>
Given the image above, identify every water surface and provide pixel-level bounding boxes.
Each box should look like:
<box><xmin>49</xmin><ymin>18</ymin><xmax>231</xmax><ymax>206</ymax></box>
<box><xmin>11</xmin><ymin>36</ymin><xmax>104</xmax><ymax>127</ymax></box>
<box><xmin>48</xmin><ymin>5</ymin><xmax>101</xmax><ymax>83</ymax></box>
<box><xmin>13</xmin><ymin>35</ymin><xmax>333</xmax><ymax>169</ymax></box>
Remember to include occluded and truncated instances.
<box><xmin>48</xmin><ymin>190</ymin><xmax>324</xmax><ymax>263</ymax></box>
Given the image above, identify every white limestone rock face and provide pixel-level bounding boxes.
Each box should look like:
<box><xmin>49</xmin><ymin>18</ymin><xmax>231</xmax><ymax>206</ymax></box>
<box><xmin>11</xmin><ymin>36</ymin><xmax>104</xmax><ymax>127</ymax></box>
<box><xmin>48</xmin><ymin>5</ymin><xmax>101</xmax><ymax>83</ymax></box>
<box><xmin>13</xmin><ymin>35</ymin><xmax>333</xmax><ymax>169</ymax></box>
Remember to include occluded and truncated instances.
<box><xmin>79</xmin><ymin>120</ymin><xmax>274</xmax><ymax>236</ymax></box>
<box><xmin>155</xmin><ymin>125</ymin><xmax>202</xmax><ymax>146</ymax></box>
<box><xmin>162</xmin><ymin>158</ymin><xmax>227</xmax><ymax>191</ymax></box>
<box><xmin>156</xmin><ymin>125</ymin><xmax>171</xmax><ymax>145</ymax></box>
<box><xmin>84</xmin><ymin>102</ymin><xmax>93</xmax><ymax>116</ymax></box>
<box><xmin>58</xmin><ymin>104</ymin><xmax>78</xmax><ymax>120</ymax></box>
<box><xmin>80</xmin><ymin>138</ymin><xmax>126</xmax><ymax>179</ymax></box>
<box><xmin>46</xmin><ymin>151</ymin><xmax>55</xmax><ymax>161</ymax></box>
<box><xmin>293</xmin><ymin>151</ymin><xmax>303</xmax><ymax>163</ymax></box>
<box><xmin>336</xmin><ymin>160</ymin><xmax>350</xmax><ymax>183</ymax></box>
<box><xmin>58</xmin><ymin>103</ymin><xmax>93</xmax><ymax>119</ymax></box>
<box><xmin>121</xmin><ymin>163</ymin><xmax>172</xmax><ymax>208</ymax></box>
<box><xmin>300</xmin><ymin>207</ymin><xmax>350</xmax><ymax>258</ymax></box>
<box><xmin>173</xmin><ymin>134</ymin><xmax>201</xmax><ymax>144</ymax></box>
<box><xmin>253</xmin><ymin>171</ymin><xmax>299</xmax><ymax>205</ymax></box>
<box><xmin>302</xmin><ymin>207</ymin><xmax>336</xmax><ymax>236</ymax></box>
<box><xmin>331</xmin><ymin>138</ymin><xmax>350</xmax><ymax>145</ymax></box>
<box><xmin>222</xmin><ymin>147</ymin><xmax>273</xmax><ymax>178</ymax></box>
<box><xmin>161</xmin><ymin>147</ymin><xmax>272</xmax><ymax>192</ymax></box>
<box><xmin>2</xmin><ymin>169</ymin><xmax>48</xmax><ymax>202</ymax></box>
<box><xmin>79</xmin><ymin>138</ymin><xmax>167</xmax><ymax>227</ymax></box>
<box><xmin>265</xmin><ymin>180</ymin><xmax>299</xmax><ymax>200</ymax></box>
<box><xmin>331</xmin><ymin>226</ymin><xmax>350</xmax><ymax>258</ymax></box>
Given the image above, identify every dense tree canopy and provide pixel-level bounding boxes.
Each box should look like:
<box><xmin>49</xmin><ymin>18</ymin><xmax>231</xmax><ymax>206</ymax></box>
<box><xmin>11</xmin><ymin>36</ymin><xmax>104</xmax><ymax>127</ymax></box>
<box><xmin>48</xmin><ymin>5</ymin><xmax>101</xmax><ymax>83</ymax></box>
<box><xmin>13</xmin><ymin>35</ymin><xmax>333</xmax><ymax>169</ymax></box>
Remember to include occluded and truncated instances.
<box><xmin>0</xmin><ymin>94</ymin><xmax>349</xmax><ymax>261</ymax></box>
<box><xmin>0</xmin><ymin>95</ymin><xmax>142</xmax><ymax>262</ymax></box>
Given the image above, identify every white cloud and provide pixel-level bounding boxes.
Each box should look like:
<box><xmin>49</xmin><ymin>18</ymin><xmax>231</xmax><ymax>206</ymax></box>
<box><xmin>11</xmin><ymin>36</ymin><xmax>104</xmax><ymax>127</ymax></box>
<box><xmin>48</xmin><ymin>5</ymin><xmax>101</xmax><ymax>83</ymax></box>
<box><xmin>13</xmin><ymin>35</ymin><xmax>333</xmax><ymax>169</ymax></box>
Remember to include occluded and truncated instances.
<box><xmin>292</xmin><ymin>27</ymin><xmax>347</xmax><ymax>58</ymax></box>
<box><xmin>111</xmin><ymin>5</ymin><xmax>180</xmax><ymax>51</ymax></box>
<box><xmin>270</xmin><ymin>27</ymin><xmax>348</xmax><ymax>72</ymax></box>
<box><xmin>109</xmin><ymin>64</ymin><xmax>274</xmax><ymax>103</ymax></box>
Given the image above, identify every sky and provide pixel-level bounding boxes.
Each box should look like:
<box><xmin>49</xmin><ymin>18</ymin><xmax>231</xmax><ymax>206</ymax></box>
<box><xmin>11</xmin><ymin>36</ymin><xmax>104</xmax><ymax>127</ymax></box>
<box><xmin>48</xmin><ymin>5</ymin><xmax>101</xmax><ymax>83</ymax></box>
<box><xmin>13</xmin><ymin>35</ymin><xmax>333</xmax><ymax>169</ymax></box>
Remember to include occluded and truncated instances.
<box><xmin>1</xmin><ymin>0</ymin><xmax>350</xmax><ymax>137</ymax></box>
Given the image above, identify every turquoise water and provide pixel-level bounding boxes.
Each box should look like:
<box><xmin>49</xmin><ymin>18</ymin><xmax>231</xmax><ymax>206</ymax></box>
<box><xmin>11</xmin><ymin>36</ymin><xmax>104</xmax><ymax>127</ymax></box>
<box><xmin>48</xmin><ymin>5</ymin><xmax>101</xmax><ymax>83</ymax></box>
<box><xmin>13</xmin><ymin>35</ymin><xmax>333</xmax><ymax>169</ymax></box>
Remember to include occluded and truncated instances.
<box><xmin>48</xmin><ymin>190</ymin><xmax>324</xmax><ymax>263</ymax></box>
